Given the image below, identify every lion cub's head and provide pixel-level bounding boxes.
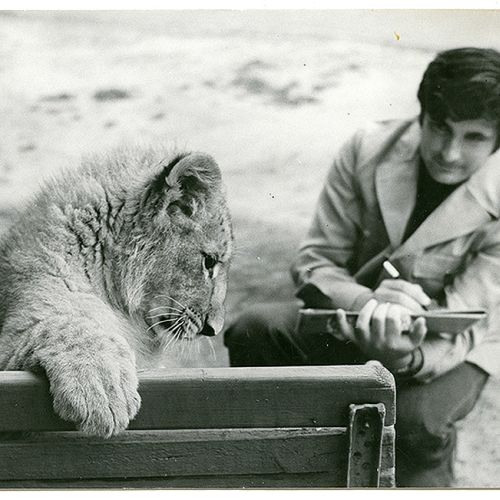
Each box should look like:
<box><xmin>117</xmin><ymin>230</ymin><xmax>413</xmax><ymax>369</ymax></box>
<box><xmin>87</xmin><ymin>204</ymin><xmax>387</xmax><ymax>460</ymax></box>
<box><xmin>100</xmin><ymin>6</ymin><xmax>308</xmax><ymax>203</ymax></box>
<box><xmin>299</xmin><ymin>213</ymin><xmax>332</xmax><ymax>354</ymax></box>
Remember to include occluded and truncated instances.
<box><xmin>108</xmin><ymin>151</ymin><xmax>233</xmax><ymax>350</ymax></box>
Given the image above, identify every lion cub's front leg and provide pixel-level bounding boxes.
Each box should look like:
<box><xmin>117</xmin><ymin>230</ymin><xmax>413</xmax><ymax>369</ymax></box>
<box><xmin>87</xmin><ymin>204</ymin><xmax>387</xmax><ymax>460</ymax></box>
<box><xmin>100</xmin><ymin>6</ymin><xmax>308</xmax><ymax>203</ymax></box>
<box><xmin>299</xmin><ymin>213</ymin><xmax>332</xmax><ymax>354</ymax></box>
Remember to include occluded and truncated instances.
<box><xmin>2</xmin><ymin>300</ymin><xmax>141</xmax><ymax>438</ymax></box>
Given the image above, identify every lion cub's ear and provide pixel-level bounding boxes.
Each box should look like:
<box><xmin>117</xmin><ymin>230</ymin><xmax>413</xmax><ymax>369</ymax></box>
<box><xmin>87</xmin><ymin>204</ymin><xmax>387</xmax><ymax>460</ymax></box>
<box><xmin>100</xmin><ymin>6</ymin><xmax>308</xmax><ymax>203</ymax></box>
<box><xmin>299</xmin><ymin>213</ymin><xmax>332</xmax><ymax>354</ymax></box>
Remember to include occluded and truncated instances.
<box><xmin>146</xmin><ymin>153</ymin><xmax>222</xmax><ymax>217</ymax></box>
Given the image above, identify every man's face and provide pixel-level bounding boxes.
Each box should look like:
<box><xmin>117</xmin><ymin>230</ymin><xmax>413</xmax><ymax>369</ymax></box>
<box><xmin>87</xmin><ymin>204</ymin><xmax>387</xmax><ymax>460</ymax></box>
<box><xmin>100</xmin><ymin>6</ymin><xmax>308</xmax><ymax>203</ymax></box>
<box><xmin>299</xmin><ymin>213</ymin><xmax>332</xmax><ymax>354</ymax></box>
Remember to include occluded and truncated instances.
<box><xmin>420</xmin><ymin>113</ymin><xmax>498</xmax><ymax>184</ymax></box>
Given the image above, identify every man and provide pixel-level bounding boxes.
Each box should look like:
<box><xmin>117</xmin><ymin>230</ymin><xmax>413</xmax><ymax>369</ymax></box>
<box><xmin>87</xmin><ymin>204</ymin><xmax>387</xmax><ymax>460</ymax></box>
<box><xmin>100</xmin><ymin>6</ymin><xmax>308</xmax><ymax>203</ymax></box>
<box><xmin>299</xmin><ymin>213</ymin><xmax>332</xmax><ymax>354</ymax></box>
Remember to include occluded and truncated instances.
<box><xmin>224</xmin><ymin>47</ymin><xmax>500</xmax><ymax>487</ymax></box>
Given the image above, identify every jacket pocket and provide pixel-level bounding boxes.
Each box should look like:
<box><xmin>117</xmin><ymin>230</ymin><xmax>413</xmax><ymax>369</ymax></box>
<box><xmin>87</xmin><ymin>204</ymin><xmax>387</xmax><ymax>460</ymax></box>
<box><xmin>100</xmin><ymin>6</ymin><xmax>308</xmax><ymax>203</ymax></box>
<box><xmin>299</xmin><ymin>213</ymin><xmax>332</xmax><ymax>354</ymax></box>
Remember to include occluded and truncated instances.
<box><xmin>412</xmin><ymin>254</ymin><xmax>465</xmax><ymax>296</ymax></box>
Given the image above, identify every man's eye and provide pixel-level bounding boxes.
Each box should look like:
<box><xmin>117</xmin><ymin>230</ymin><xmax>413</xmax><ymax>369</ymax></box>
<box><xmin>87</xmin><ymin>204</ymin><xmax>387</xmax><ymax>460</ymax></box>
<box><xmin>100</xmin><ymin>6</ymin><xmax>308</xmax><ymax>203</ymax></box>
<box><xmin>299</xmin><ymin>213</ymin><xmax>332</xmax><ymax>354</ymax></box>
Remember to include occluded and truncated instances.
<box><xmin>466</xmin><ymin>133</ymin><xmax>487</xmax><ymax>142</ymax></box>
<box><xmin>203</xmin><ymin>253</ymin><xmax>218</xmax><ymax>270</ymax></box>
<box><xmin>430</xmin><ymin>120</ymin><xmax>448</xmax><ymax>132</ymax></box>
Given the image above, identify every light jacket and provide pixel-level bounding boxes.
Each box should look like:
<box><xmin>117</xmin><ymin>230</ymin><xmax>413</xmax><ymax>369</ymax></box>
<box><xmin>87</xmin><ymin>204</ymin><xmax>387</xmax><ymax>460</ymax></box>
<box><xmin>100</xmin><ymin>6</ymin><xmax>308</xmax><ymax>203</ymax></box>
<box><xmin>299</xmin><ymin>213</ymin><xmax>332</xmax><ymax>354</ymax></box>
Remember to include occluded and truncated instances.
<box><xmin>291</xmin><ymin>118</ymin><xmax>500</xmax><ymax>381</ymax></box>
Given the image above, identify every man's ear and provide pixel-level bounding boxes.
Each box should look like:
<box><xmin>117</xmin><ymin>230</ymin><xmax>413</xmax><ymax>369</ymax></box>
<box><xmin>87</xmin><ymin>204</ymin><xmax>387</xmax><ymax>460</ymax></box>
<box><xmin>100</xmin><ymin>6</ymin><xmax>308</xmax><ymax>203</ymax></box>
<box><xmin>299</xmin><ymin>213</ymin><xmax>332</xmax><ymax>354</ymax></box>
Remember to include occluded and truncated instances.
<box><xmin>145</xmin><ymin>152</ymin><xmax>222</xmax><ymax>216</ymax></box>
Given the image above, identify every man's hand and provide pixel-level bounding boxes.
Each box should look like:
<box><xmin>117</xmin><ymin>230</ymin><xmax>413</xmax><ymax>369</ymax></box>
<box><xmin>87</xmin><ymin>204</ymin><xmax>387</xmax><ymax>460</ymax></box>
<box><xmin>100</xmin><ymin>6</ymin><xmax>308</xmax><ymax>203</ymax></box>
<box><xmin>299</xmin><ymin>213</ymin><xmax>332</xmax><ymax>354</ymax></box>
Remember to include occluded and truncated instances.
<box><xmin>374</xmin><ymin>279</ymin><xmax>431</xmax><ymax>313</ymax></box>
<box><xmin>336</xmin><ymin>298</ymin><xmax>427</xmax><ymax>370</ymax></box>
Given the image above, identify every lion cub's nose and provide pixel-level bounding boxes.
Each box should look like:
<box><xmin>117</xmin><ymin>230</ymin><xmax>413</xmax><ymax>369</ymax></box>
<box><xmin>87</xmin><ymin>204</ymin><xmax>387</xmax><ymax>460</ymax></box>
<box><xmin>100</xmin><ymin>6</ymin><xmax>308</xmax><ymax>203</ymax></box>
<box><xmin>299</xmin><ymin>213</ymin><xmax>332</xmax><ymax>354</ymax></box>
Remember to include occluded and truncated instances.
<box><xmin>200</xmin><ymin>322</ymin><xmax>216</xmax><ymax>337</ymax></box>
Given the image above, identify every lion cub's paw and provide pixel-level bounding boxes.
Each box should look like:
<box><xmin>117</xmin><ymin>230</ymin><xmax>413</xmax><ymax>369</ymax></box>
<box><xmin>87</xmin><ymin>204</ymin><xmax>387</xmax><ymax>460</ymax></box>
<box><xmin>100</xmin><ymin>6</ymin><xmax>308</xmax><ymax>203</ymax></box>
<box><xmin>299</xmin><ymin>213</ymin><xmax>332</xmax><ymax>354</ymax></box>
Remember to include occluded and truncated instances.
<box><xmin>47</xmin><ymin>336</ymin><xmax>141</xmax><ymax>438</ymax></box>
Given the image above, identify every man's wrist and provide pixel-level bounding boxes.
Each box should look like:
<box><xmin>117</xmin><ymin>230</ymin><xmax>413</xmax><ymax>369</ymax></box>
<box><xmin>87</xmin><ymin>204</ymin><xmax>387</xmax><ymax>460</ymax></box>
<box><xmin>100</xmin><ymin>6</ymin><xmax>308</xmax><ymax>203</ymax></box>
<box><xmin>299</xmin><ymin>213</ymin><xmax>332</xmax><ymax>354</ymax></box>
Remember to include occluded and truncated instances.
<box><xmin>351</xmin><ymin>291</ymin><xmax>375</xmax><ymax>311</ymax></box>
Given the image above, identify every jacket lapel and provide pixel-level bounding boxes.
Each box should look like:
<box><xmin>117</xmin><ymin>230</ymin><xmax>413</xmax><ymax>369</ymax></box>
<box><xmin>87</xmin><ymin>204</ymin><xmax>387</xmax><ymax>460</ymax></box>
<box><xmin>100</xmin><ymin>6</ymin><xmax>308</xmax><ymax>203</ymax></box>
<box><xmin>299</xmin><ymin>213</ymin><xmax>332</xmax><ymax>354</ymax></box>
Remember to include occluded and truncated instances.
<box><xmin>375</xmin><ymin>121</ymin><xmax>420</xmax><ymax>248</ymax></box>
<box><xmin>393</xmin><ymin>186</ymin><xmax>493</xmax><ymax>257</ymax></box>
<box><xmin>392</xmin><ymin>145</ymin><xmax>500</xmax><ymax>257</ymax></box>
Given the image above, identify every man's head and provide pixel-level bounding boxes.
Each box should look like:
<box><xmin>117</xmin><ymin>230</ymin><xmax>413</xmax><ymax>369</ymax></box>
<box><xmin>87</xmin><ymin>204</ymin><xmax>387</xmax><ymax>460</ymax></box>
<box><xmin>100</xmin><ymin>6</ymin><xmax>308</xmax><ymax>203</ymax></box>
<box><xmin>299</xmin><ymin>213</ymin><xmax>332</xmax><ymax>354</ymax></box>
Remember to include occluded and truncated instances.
<box><xmin>417</xmin><ymin>47</ymin><xmax>500</xmax><ymax>184</ymax></box>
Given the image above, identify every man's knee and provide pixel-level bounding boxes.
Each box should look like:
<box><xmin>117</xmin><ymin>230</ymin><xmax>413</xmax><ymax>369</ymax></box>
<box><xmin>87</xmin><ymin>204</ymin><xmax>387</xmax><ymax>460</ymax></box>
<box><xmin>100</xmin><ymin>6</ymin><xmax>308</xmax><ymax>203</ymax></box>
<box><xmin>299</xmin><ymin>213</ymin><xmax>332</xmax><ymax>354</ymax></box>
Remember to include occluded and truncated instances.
<box><xmin>225</xmin><ymin>303</ymin><xmax>281</xmax><ymax>349</ymax></box>
<box><xmin>397</xmin><ymin>417</ymin><xmax>455</xmax><ymax>467</ymax></box>
<box><xmin>223</xmin><ymin>301</ymin><xmax>302</xmax><ymax>366</ymax></box>
<box><xmin>396</xmin><ymin>363</ymin><xmax>487</xmax><ymax>468</ymax></box>
<box><xmin>223</xmin><ymin>311</ymin><xmax>263</xmax><ymax>350</ymax></box>
<box><xmin>225</xmin><ymin>302</ymin><xmax>299</xmax><ymax>343</ymax></box>
<box><xmin>396</xmin><ymin>383</ymin><xmax>455</xmax><ymax>467</ymax></box>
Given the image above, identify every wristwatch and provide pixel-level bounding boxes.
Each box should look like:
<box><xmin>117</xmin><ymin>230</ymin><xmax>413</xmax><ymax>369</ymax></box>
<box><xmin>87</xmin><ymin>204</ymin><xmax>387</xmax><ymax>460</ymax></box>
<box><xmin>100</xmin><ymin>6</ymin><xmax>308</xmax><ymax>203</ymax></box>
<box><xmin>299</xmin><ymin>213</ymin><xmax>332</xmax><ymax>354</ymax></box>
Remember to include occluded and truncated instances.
<box><xmin>392</xmin><ymin>347</ymin><xmax>424</xmax><ymax>379</ymax></box>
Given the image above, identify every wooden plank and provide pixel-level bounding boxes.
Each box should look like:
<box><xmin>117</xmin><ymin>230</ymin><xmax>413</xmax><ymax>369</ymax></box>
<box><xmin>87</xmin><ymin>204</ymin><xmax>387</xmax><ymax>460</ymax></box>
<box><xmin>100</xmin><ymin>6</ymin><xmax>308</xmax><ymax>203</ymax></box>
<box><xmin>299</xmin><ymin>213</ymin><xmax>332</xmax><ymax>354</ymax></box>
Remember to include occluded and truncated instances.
<box><xmin>0</xmin><ymin>365</ymin><xmax>395</xmax><ymax>432</ymax></box>
<box><xmin>0</xmin><ymin>426</ymin><xmax>396</xmax><ymax>486</ymax></box>
<box><xmin>0</xmin><ymin>427</ymin><xmax>348</xmax><ymax>482</ymax></box>
<box><xmin>0</xmin><ymin>472</ymin><xmax>351</xmax><ymax>489</ymax></box>
<box><xmin>0</xmin><ymin>373</ymin><xmax>72</xmax><ymax>433</ymax></box>
<box><xmin>0</xmin><ymin>427</ymin><xmax>395</xmax><ymax>488</ymax></box>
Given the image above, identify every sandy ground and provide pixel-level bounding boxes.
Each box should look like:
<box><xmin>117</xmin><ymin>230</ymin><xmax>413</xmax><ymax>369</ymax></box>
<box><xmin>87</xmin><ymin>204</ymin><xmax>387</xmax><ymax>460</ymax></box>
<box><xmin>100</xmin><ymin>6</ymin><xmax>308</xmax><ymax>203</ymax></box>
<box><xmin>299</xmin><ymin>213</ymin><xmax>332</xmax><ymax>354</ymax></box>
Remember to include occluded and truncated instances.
<box><xmin>0</xmin><ymin>10</ymin><xmax>499</xmax><ymax>487</ymax></box>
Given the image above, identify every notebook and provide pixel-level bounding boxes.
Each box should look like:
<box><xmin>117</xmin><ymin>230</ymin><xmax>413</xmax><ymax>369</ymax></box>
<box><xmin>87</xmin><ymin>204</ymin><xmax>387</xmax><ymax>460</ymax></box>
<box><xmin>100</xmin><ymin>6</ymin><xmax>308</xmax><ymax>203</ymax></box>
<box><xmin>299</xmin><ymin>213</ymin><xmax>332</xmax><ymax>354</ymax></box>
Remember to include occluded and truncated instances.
<box><xmin>297</xmin><ymin>308</ymin><xmax>486</xmax><ymax>336</ymax></box>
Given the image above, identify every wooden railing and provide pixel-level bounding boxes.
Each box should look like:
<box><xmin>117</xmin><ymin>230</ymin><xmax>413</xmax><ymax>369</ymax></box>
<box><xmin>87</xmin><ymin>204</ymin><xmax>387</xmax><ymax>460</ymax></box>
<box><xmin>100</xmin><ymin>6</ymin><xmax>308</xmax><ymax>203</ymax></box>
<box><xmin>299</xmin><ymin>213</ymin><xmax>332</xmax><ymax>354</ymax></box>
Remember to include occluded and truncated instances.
<box><xmin>0</xmin><ymin>365</ymin><xmax>395</xmax><ymax>488</ymax></box>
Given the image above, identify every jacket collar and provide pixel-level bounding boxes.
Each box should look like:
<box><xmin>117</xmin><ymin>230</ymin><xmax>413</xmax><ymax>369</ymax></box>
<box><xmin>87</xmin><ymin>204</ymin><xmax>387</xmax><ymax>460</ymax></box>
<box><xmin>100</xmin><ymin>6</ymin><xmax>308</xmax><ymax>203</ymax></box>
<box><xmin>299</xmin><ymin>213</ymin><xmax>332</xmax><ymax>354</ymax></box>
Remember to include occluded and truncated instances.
<box><xmin>375</xmin><ymin>118</ymin><xmax>500</xmax><ymax>256</ymax></box>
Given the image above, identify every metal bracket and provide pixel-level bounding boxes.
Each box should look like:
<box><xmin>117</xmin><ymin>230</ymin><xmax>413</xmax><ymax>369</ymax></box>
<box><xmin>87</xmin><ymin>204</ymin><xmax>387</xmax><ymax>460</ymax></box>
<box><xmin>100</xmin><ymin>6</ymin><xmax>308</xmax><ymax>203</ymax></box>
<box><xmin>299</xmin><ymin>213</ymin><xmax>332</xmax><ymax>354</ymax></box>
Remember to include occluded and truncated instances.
<box><xmin>346</xmin><ymin>403</ymin><xmax>385</xmax><ymax>487</ymax></box>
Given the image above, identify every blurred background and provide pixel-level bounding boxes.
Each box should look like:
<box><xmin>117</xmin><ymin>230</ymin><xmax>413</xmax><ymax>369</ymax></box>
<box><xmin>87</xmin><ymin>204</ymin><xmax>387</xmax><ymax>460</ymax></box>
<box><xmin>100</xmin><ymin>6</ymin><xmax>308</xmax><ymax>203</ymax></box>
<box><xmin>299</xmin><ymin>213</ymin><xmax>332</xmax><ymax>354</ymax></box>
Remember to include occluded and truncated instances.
<box><xmin>1</xmin><ymin>9</ymin><xmax>499</xmax><ymax>486</ymax></box>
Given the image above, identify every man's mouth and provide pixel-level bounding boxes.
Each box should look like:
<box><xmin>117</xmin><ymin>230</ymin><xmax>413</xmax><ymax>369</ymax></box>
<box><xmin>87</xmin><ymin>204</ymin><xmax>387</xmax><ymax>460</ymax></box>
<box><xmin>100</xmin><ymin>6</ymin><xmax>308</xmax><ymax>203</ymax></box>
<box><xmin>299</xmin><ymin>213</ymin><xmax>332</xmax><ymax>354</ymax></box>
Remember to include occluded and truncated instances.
<box><xmin>432</xmin><ymin>160</ymin><xmax>460</xmax><ymax>172</ymax></box>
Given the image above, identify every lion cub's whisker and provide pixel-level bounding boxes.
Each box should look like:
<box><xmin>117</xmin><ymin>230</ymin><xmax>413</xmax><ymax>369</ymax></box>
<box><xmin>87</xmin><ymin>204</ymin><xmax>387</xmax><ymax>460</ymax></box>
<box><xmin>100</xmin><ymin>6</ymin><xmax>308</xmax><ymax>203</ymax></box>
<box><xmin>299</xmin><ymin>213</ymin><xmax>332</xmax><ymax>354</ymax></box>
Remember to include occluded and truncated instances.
<box><xmin>146</xmin><ymin>322</ymin><xmax>162</xmax><ymax>333</ymax></box>
<box><xmin>206</xmin><ymin>337</ymin><xmax>217</xmax><ymax>362</ymax></box>
<box><xmin>154</xmin><ymin>294</ymin><xmax>186</xmax><ymax>309</ymax></box>
<box><xmin>149</xmin><ymin>305</ymin><xmax>184</xmax><ymax>313</ymax></box>
<box><xmin>187</xmin><ymin>341</ymin><xmax>196</xmax><ymax>361</ymax></box>
<box><xmin>147</xmin><ymin>313</ymin><xmax>185</xmax><ymax>333</ymax></box>
<box><xmin>167</xmin><ymin>317</ymin><xmax>184</xmax><ymax>331</ymax></box>
<box><xmin>162</xmin><ymin>324</ymin><xmax>184</xmax><ymax>353</ymax></box>
<box><xmin>147</xmin><ymin>312</ymin><xmax>181</xmax><ymax>319</ymax></box>
<box><xmin>158</xmin><ymin>323</ymin><xmax>180</xmax><ymax>351</ymax></box>
<box><xmin>180</xmin><ymin>336</ymin><xmax>188</xmax><ymax>360</ymax></box>
<box><xmin>160</xmin><ymin>334</ymin><xmax>176</xmax><ymax>354</ymax></box>
<box><xmin>146</xmin><ymin>318</ymin><xmax>176</xmax><ymax>332</ymax></box>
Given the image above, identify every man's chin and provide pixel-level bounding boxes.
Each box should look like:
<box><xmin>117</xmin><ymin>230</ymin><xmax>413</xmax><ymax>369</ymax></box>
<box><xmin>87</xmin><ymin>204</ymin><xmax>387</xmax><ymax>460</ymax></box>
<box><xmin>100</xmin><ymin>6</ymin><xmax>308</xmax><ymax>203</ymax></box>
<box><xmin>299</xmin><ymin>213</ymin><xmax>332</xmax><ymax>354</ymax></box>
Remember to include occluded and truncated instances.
<box><xmin>426</xmin><ymin>165</ymin><xmax>466</xmax><ymax>185</ymax></box>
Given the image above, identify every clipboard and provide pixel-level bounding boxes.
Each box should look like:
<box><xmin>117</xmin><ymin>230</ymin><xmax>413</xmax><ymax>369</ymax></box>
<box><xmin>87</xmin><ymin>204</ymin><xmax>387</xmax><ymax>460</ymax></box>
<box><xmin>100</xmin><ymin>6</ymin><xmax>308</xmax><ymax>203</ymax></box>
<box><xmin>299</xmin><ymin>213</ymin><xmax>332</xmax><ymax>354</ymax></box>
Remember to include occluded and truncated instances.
<box><xmin>297</xmin><ymin>308</ymin><xmax>487</xmax><ymax>336</ymax></box>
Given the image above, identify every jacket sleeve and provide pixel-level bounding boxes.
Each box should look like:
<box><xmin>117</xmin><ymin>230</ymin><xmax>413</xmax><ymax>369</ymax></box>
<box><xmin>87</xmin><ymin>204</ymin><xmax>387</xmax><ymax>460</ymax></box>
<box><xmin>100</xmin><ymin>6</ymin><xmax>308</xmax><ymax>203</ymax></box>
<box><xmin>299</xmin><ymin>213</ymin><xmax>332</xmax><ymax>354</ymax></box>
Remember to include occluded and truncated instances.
<box><xmin>290</xmin><ymin>131</ymin><xmax>375</xmax><ymax>311</ymax></box>
<box><xmin>414</xmin><ymin>225</ymin><xmax>500</xmax><ymax>382</ymax></box>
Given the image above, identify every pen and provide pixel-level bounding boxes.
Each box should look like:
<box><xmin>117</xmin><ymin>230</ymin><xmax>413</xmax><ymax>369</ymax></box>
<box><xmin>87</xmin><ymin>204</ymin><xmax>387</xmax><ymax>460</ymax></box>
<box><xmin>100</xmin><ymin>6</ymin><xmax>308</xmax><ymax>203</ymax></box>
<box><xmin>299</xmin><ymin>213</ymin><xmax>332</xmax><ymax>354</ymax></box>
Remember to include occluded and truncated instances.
<box><xmin>383</xmin><ymin>260</ymin><xmax>400</xmax><ymax>279</ymax></box>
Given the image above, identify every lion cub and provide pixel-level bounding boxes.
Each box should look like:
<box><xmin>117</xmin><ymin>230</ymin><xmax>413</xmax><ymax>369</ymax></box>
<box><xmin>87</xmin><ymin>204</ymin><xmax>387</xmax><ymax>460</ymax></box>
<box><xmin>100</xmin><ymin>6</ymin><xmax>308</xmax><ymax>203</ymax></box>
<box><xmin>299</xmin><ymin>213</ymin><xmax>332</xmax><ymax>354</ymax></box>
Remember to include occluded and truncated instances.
<box><xmin>0</xmin><ymin>149</ymin><xmax>233</xmax><ymax>437</ymax></box>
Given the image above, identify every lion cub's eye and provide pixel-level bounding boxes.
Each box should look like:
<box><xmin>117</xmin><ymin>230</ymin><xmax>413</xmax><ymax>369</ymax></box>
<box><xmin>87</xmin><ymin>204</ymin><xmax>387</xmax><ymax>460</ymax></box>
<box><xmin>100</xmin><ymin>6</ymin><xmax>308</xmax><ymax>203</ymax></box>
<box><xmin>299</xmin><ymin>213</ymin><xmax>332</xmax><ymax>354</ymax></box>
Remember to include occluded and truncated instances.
<box><xmin>203</xmin><ymin>253</ymin><xmax>218</xmax><ymax>271</ymax></box>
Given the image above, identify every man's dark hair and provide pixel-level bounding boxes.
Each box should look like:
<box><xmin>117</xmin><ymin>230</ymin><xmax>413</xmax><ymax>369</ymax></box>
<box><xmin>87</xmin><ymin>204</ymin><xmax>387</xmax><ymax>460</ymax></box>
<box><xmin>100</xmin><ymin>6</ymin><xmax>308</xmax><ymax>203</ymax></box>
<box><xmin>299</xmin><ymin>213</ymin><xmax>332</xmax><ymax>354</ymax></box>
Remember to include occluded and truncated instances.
<box><xmin>417</xmin><ymin>47</ymin><xmax>500</xmax><ymax>140</ymax></box>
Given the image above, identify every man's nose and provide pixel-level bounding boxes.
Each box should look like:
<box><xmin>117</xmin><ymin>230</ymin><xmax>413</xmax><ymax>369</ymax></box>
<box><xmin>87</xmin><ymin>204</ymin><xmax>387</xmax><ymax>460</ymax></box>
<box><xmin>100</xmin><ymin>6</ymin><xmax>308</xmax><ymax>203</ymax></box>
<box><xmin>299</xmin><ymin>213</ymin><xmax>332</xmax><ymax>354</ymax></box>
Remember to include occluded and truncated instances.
<box><xmin>441</xmin><ymin>136</ymin><xmax>462</xmax><ymax>163</ymax></box>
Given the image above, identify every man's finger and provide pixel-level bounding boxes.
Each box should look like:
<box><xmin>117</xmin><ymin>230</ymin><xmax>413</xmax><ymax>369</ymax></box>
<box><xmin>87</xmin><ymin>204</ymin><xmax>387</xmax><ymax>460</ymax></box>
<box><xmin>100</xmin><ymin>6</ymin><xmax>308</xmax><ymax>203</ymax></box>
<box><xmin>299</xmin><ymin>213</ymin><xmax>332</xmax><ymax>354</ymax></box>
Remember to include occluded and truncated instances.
<box><xmin>385</xmin><ymin>303</ymin><xmax>403</xmax><ymax>339</ymax></box>
<box><xmin>409</xmin><ymin>316</ymin><xmax>428</xmax><ymax>346</ymax></box>
<box><xmin>370</xmin><ymin>302</ymin><xmax>391</xmax><ymax>344</ymax></box>
<box><xmin>380</xmin><ymin>279</ymin><xmax>432</xmax><ymax>307</ymax></box>
<box><xmin>355</xmin><ymin>299</ymin><xmax>378</xmax><ymax>345</ymax></box>
<box><xmin>356</xmin><ymin>299</ymin><xmax>378</xmax><ymax>329</ymax></box>
<box><xmin>335</xmin><ymin>309</ymin><xmax>354</xmax><ymax>342</ymax></box>
<box><xmin>374</xmin><ymin>289</ymin><xmax>425</xmax><ymax>313</ymax></box>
